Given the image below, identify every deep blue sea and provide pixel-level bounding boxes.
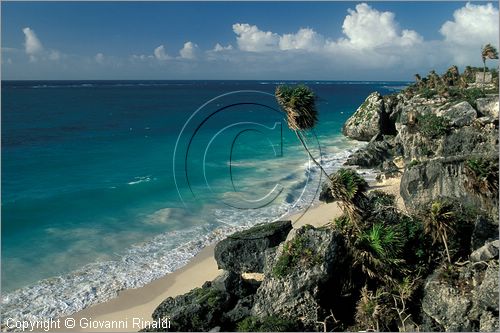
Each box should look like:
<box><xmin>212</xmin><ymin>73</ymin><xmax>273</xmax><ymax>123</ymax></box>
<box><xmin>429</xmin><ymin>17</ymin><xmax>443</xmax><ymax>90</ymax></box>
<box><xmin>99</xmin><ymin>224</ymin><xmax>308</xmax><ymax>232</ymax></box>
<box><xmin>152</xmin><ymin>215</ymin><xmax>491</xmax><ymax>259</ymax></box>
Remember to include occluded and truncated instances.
<box><xmin>1</xmin><ymin>80</ymin><xmax>407</xmax><ymax>321</ymax></box>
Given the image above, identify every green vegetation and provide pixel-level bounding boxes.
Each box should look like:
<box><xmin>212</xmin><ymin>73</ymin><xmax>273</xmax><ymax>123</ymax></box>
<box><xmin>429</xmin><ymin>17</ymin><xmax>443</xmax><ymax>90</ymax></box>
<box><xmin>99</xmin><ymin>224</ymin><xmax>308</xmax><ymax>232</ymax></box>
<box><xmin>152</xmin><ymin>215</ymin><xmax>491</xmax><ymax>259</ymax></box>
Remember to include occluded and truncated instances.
<box><xmin>465</xmin><ymin>157</ymin><xmax>499</xmax><ymax>198</ymax></box>
<box><xmin>417</xmin><ymin>113</ymin><xmax>450</xmax><ymax>138</ymax></box>
<box><xmin>418</xmin><ymin>87</ymin><xmax>438</xmax><ymax>99</ymax></box>
<box><xmin>272</xmin><ymin>232</ymin><xmax>322</xmax><ymax>278</ymax></box>
<box><xmin>328</xmin><ymin>168</ymin><xmax>369</xmax><ymax>227</ymax></box>
<box><xmin>369</xmin><ymin>190</ymin><xmax>395</xmax><ymax>208</ymax></box>
<box><xmin>237</xmin><ymin>316</ymin><xmax>298</xmax><ymax>332</ymax></box>
<box><xmin>354</xmin><ymin>223</ymin><xmax>405</xmax><ymax>280</ymax></box>
<box><xmin>193</xmin><ymin>286</ymin><xmax>225</xmax><ymax>307</ymax></box>
<box><xmin>422</xmin><ymin>199</ymin><xmax>456</xmax><ymax>263</ymax></box>
<box><xmin>407</xmin><ymin>159</ymin><xmax>421</xmax><ymax>169</ymax></box>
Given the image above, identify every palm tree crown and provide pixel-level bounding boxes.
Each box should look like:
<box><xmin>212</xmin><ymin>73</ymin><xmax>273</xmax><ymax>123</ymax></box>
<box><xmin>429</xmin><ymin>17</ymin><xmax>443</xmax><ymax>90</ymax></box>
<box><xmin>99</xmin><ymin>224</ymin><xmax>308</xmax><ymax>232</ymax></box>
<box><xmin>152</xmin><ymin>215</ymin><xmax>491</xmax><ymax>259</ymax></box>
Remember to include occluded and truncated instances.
<box><xmin>275</xmin><ymin>85</ymin><xmax>318</xmax><ymax>131</ymax></box>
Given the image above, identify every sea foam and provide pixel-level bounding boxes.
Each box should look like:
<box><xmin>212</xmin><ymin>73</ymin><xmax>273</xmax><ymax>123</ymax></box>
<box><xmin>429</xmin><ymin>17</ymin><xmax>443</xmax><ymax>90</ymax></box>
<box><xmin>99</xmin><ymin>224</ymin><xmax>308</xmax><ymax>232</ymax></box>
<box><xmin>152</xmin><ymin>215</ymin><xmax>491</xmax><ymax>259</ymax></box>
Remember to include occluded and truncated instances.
<box><xmin>1</xmin><ymin>144</ymin><xmax>375</xmax><ymax>328</ymax></box>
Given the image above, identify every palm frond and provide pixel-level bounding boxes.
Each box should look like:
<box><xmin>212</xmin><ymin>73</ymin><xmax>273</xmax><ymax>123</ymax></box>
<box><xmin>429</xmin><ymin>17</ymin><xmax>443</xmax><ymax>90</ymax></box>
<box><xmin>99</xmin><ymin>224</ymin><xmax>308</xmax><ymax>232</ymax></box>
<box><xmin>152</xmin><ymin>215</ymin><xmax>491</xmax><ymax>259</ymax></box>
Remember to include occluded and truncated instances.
<box><xmin>275</xmin><ymin>85</ymin><xmax>318</xmax><ymax>131</ymax></box>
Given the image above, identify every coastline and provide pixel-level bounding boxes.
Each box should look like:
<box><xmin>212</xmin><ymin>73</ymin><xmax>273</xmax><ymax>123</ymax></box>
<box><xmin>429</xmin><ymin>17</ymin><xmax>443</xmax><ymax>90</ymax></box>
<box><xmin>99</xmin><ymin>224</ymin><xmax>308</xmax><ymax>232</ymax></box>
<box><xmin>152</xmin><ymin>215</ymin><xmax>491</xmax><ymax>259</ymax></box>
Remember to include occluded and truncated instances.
<box><xmin>54</xmin><ymin>176</ymin><xmax>402</xmax><ymax>332</ymax></box>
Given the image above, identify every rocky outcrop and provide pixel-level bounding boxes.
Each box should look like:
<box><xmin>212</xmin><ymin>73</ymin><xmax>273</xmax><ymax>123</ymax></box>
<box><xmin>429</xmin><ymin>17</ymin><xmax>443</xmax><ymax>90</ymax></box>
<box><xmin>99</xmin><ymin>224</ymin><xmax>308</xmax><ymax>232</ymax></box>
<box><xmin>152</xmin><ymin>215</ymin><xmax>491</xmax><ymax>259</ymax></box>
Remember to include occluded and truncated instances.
<box><xmin>251</xmin><ymin>227</ymin><xmax>350</xmax><ymax>329</ymax></box>
<box><xmin>400</xmin><ymin>157</ymin><xmax>469</xmax><ymax>211</ymax></box>
<box><xmin>437</xmin><ymin>101</ymin><xmax>477</xmax><ymax>127</ymax></box>
<box><xmin>476</xmin><ymin>96</ymin><xmax>499</xmax><ymax>118</ymax></box>
<box><xmin>214</xmin><ymin>220</ymin><xmax>292</xmax><ymax>273</ymax></box>
<box><xmin>342</xmin><ymin>92</ymin><xmax>389</xmax><ymax>141</ymax></box>
<box><xmin>421</xmin><ymin>259</ymin><xmax>499</xmax><ymax>331</ymax></box>
<box><xmin>470</xmin><ymin>240</ymin><xmax>499</xmax><ymax>262</ymax></box>
<box><xmin>344</xmin><ymin>135</ymin><xmax>394</xmax><ymax>168</ymax></box>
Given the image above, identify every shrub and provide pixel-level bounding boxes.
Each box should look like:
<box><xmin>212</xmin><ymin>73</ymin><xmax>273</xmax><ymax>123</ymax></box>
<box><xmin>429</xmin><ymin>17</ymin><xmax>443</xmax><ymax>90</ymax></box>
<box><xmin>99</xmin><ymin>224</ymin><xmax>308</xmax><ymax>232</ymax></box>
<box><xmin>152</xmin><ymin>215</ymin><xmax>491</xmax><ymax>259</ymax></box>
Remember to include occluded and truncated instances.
<box><xmin>418</xmin><ymin>87</ymin><xmax>437</xmax><ymax>99</ymax></box>
<box><xmin>407</xmin><ymin>159</ymin><xmax>421</xmax><ymax>169</ymax></box>
<box><xmin>368</xmin><ymin>190</ymin><xmax>396</xmax><ymax>208</ymax></box>
<box><xmin>417</xmin><ymin>113</ymin><xmax>450</xmax><ymax>138</ymax></box>
<box><xmin>465</xmin><ymin>157</ymin><xmax>499</xmax><ymax>200</ymax></box>
<box><xmin>460</xmin><ymin>88</ymin><xmax>485</xmax><ymax>109</ymax></box>
<box><xmin>272</xmin><ymin>232</ymin><xmax>322</xmax><ymax>278</ymax></box>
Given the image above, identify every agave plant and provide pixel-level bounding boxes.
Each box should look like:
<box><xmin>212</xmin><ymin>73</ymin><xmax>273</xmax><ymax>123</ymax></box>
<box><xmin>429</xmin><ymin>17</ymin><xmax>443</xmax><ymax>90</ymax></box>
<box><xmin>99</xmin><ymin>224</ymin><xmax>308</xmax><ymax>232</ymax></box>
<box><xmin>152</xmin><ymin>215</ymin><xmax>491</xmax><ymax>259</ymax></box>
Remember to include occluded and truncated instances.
<box><xmin>481</xmin><ymin>43</ymin><xmax>499</xmax><ymax>85</ymax></box>
<box><xmin>328</xmin><ymin>168</ymin><xmax>369</xmax><ymax>227</ymax></box>
<box><xmin>275</xmin><ymin>85</ymin><xmax>329</xmax><ymax>178</ymax></box>
<box><xmin>423</xmin><ymin>200</ymin><xmax>455</xmax><ymax>263</ymax></box>
<box><xmin>353</xmin><ymin>223</ymin><xmax>404</xmax><ymax>281</ymax></box>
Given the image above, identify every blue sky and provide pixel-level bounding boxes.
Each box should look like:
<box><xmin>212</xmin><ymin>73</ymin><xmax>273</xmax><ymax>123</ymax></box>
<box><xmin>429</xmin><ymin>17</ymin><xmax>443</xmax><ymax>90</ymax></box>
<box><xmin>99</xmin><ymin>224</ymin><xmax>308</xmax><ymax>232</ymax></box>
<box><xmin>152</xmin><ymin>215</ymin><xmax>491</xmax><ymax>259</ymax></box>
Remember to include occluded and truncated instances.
<box><xmin>1</xmin><ymin>1</ymin><xmax>499</xmax><ymax>80</ymax></box>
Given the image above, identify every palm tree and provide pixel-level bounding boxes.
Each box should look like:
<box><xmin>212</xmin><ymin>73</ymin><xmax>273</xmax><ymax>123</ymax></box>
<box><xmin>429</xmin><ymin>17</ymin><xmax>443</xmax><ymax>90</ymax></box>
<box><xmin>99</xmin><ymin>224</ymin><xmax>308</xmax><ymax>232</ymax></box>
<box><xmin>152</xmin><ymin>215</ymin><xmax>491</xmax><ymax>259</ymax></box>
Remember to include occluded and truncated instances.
<box><xmin>275</xmin><ymin>85</ymin><xmax>329</xmax><ymax>178</ymax></box>
<box><xmin>353</xmin><ymin>223</ymin><xmax>404</xmax><ymax>280</ymax></box>
<box><xmin>423</xmin><ymin>200</ymin><xmax>455</xmax><ymax>263</ymax></box>
<box><xmin>328</xmin><ymin>168</ymin><xmax>369</xmax><ymax>226</ymax></box>
<box><xmin>481</xmin><ymin>44</ymin><xmax>499</xmax><ymax>85</ymax></box>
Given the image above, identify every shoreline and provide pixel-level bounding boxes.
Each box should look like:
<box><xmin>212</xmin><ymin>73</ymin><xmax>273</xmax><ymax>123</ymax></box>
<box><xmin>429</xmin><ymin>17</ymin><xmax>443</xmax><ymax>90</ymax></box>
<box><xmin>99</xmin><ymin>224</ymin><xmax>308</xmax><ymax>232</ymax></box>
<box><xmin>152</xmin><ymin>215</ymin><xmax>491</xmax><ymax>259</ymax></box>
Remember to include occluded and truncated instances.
<box><xmin>53</xmin><ymin>176</ymin><xmax>402</xmax><ymax>332</ymax></box>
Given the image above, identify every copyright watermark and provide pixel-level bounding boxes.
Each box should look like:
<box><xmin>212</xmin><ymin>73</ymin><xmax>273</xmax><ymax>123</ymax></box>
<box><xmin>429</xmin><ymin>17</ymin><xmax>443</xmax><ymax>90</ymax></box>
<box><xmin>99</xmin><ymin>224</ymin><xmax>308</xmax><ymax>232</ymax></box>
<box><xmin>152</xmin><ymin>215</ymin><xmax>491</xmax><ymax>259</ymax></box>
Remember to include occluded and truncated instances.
<box><xmin>4</xmin><ymin>317</ymin><xmax>171</xmax><ymax>331</ymax></box>
<box><xmin>173</xmin><ymin>90</ymin><xmax>324</xmax><ymax>220</ymax></box>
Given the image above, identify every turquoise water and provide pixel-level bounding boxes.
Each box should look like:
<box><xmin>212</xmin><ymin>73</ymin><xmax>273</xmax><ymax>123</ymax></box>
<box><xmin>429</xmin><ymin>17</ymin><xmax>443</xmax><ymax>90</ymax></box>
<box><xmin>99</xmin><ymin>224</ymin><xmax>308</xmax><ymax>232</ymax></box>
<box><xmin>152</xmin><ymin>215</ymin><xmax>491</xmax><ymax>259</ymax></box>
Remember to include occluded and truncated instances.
<box><xmin>1</xmin><ymin>80</ymin><xmax>406</xmax><ymax>320</ymax></box>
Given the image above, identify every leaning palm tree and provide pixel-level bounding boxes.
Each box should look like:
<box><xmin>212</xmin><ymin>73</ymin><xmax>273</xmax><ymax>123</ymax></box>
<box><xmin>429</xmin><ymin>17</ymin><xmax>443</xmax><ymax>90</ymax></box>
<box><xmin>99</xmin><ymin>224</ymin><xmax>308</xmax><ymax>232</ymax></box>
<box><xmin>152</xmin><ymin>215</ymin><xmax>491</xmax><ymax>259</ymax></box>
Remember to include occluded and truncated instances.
<box><xmin>423</xmin><ymin>200</ymin><xmax>455</xmax><ymax>263</ymax></box>
<box><xmin>275</xmin><ymin>85</ymin><xmax>329</xmax><ymax>178</ymax></box>
<box><xmin>481</xmin><ymin>44</ymin><xmax>499</xmax><ymax>85</ymax></box>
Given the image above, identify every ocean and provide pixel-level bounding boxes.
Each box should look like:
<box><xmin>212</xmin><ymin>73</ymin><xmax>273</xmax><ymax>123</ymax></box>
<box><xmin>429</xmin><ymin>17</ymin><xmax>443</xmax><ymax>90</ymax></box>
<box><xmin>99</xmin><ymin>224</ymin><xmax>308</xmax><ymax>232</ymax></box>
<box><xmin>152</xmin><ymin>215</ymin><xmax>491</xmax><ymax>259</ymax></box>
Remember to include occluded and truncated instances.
<box><xmin>1</xmin><ymin>80</ymin><xmax>407</xmax><ymax>322</ymax></box>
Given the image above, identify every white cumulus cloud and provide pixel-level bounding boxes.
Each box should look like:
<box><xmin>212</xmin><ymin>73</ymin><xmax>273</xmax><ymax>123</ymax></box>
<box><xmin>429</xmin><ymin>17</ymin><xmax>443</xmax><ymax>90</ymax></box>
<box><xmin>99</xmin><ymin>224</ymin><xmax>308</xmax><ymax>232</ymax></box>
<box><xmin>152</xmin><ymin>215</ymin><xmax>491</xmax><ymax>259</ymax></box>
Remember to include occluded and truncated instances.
<box><xmin>179</xmin><ymin>41</ymin><xmax>198</xmax><ymax>59</ymax></box>
<box><xmin>440</xmin><ymin>2</ymin><xmax>498</xmax><ymax>45</ymax></box>
<box><xmin>439</xmin><ymin>2</ymin><xmax>499</xmax><ymax>65</ymax></box>
<box><xmin>279</xmin><ymin>28</ymin><xmax>325</xmax><ymax>51</ymax></box>
<box><xmin>213</xmin><ymin>43</ymin><xmax>233</xmax><ymax>52</ymax></box>
<box><xmin>232</xmin><ymin>23</ymin><xmax>280</xmax><ymax>52</ymax></box>
<box><xmin>154</xmin><ymin>45</ymin><xmax>170</xmax><ymax>60</ymax></box>
<box><xmin>337</xmin><ymin>3</ymin><xmax>422</xmax><ymax>49</ymax></box>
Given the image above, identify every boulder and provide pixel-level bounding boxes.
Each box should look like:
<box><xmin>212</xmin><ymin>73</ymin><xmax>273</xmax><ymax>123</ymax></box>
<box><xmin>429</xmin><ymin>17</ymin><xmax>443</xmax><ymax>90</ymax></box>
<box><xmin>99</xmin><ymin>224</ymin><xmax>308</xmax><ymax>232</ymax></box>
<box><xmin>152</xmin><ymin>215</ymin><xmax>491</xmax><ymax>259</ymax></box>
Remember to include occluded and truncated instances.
<box><xmin>470</xmin><ymin>240</ymin><xmax>499</xmax><ymax>262</ymax></box>
<box><xmin>150</xmin><ymin>273</ymin><xmax>237</xmax><ymax>332</ymax></box>
<box><xmin>251</xmin><ymin>226</ymin><xmax>351</xmax><ymax>330</ymax></box>
<box><xmin>476</xmin><ymin>96</ymin><xmax>499</xmax><ymax>118</ymax></box>
<box><xmin>400</xmin><ymin>158</ymin><xmax>469</xmax><ymax>211</ymax></box>
<box><xmin>344</xmin><ymin>138</ymin><xmax>392</xmax><ymax>168</ymax></box>
<box><xmin>150</xmin><ymin>271</ymin><xmax>260</xmax><ymax>331</ymax></box>
<box><xmin>437</xmin><ymin>101</ymin><xmax>477</xmax><ymax>127</ymax></box>
<box><xmin>421</xmin><ymin>260</ymin><xmax>499</xmax><ymax>331</ymax></box>
<box><xmin>342</xmin><ymin>92</ymin><xmax>386</xmax><ymax>141</ymax></box>
<box><xmin>214</xmin><ymin>220</ymin><xmax>292</xmax><ymax>273</ymax></box>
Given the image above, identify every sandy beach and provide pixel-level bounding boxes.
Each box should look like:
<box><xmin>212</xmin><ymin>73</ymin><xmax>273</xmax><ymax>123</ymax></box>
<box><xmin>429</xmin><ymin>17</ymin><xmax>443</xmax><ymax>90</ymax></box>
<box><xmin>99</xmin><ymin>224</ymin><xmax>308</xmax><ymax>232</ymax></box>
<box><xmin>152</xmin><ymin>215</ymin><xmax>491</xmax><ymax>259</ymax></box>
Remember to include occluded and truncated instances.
<box><xmin>55</xmin><ymin>176</ymin><xmax>402</xmax><ymax>332</ymax></box>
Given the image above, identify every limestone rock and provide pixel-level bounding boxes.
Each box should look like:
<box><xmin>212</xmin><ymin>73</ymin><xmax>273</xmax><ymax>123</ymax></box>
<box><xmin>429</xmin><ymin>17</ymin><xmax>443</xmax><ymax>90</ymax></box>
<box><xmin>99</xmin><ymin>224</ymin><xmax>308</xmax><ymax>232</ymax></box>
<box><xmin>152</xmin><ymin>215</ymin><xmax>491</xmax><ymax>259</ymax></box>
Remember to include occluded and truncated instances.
<box><xmin>344</xmin><ymin>137</ymin><xmax>392</xmax><ymax>168</ymax></box>
<box><xmin>422</xmin><ymin>260</ymin><xmax>499</xmax><ymax>331</ymax></box>
<box><xmin>438</xmin><ymin>101</ymin><xmax>477</xmax><ymax>127</ymax></box>
<box><xmin>342</xmin><ymin>92</ymin><xmax>386</xmax><ymax>141</ymax></box>
<box><xmin>476</xmin><ymin>96</ymin><xmax>499</xmax><ymax>118</ymax></box>
<box><xmin>251</xmin><ymin>226</ymin><xmax>350</xmax><ymax>330</ymax></box>
<box><xmin>214</xmin><ymin>220</ymin><xmax>292</xmax><ymax>273</ymax></box>
<box><xmin>470</xmin><ymin>240</ymin><xmax>499</xmax><ymax>262</ymax></box>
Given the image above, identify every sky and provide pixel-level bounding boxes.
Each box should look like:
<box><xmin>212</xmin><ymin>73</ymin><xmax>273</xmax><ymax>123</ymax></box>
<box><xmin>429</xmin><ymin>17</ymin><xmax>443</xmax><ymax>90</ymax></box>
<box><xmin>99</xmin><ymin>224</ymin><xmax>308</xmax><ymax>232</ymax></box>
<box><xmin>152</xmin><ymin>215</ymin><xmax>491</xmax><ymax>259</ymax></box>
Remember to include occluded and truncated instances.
<box><xmin>1</xmin><ymin>1</ymin><xmax>499</xmax><ymax>80</ymax></box>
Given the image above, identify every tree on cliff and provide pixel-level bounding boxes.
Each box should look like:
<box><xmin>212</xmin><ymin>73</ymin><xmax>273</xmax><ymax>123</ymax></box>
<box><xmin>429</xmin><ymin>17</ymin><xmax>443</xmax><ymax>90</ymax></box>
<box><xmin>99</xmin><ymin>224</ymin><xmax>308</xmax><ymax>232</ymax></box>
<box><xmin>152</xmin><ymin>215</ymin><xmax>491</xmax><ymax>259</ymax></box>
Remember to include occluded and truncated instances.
<box><xmin>275</xmin><ymin>85</ymin><xmax>329</xmax><ymax>178</ymax></box>
<box><xmin>481</xmin><ymin>43</ymin><xmax>499</xmax><ymax>84</ymax></box>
